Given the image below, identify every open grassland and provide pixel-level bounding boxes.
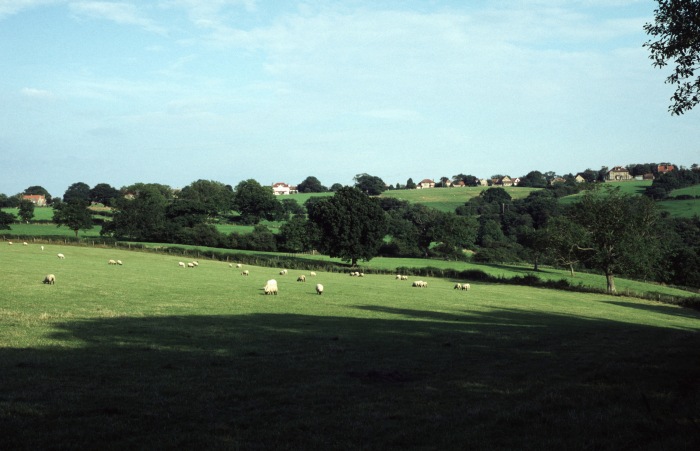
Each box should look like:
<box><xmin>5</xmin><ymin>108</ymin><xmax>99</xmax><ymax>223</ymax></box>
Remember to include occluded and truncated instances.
<box><xmin>1</xmin><ymin>244</ymin><xmax>699</xmax><ymax>449</ymax></box>
<box><xmin>380</xmin><ymin>186</ymin><xmax>541</xmax><ymax>212</ymax></box>
<box><xmin>558</xmin><ymin>181</ymin><xmax>652</xmax><ymax>205</ymax></box>
<box><xmin>658</xmin><ymin>198</ymin><xmax>700</xmax><ymax>218</ymax></box>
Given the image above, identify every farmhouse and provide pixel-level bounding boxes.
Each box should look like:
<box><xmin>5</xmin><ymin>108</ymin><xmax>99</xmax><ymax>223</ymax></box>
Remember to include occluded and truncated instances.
<box><xmin>606</xmin><ymin>166</ymin><xmax>633</xmax><ymax>181</ymax></box>
<box><xmin>22</xmin><ymin>194</ymin><xmax>47</xmax><ymax>206</ymax></box>
<box><xmin>272</xmin><ymin>182</ymin><xmax>297</xmax><ymax>195</ymax></box>
<box><xmin>416</xmin><ymin>179</ymin><xmax>435</xmax><ymax>189</ymax></box>
<box><xmin>658</xmin><ymin>164</ymin><xmax>675</xmax><ymax>174</ymax></box>
<box><xmin>493</xmin><ymin>176</ymin><xmax>513</xmax><ymax>187</ymax></box>
<box><xmin>574</xmin><ymin>174</ymin><xmax>586</xmax><ymax>183</ymax></box>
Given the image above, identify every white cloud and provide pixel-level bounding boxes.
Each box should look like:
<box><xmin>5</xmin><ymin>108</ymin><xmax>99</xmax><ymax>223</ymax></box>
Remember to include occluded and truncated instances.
<box><xmin>69</xmin><ymin>1</ymin><xmax>167</xmax><ymax>34</ymax></box>
<box><xmin>21</xmin><ymin>87</ymin><xmax>55</xmax><ymax>99</ymax></box>
<box><xmin>0</xmin><ymin>0</ymin><xmax>64</xmax><ymax>18</ymax></box>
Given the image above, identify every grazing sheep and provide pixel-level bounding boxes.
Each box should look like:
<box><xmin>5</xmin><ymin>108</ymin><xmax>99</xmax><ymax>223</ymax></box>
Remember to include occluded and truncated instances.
<box><xmin>241</xmin><ymin>270</ymin><xmax>249</xmax><ymax>276</ymax></box>
<box><xmin>297</xmin><ymin>275</ymin><xmax>306</xmax><ymax>282</ymax></box>
<box><xmin>178</xmin><ymin>262</ymin><xmax>186</xmax><ymax>268</ymax></box>
<box><xmin>229</xmin><ymin>263</ymin><xmax>233</xmax><ymax>268</ymax></box>
<box><xmin>188</xmin><ymin>262</ymin><xmax>195</xmax><ymax>268</ymax></box>
<box><xmin>316</xmin><ymin>283</ymin><xmax>324</xmax><ymax>295</ymax></box>
<box><xmin>454</xmin><ymin>283</ymin><xmax>462</xmax><ymax>290</ymax></box>
<box><xmin>359</xmin><ymin>272</ymin><xmax>364</xmax><ymax>277</ymax></box>
<box><xmin>264</xmin><ymin>279</ymin><xmax>278</xmax><ymax>295</ymax></box>
<box><xmin>279</xmin><ymin>269</ymin><xmax>288</xmax><ymax>275</ymax></box>
<box><xmin>117</xmin><ymin>260</ymin><xmax>123</xmax><ymax>265</ymax></box>
<box><xmin>412</xmin><ymin>280</ymin><xmax>428</xmax><ymax>288</ymax></box>
<box><xmin>396</xmin><ymin>274</ymin><xmax>402</xmax><ymax>280</ymax></box>
<box><xmin>23</xmin><ymin>242</ymin><xmax>28</xmax><ymax>246</ymax></box>
<box><xmin>310</xmin><ymin>271</ymin><xmax>316</xmax><ymax>277</ymax></box>
<box><xmin>7</xmin><ymin>242</ymin><xmax>12</xmax><ymax>245</ymax></box>
<box><xmin>462</xmin><ymin>283</ymin><xmax>471</xmax><ymax>291</ymax></box>
<box><xmin>192</xmin><ymin>261</ymin><xmax>199</xmax><ymax>267</ymax></box>
<box><xmin>41</xmin><ymin>245</ymin><xmax>44</xmax><ymax>251</ymax></box>
<box><xmin>43</xmin><ymin>274</ymin><xmax>55</xmax><ymax>285</ymax></box>
<box><xmin>57</xmin><ymin>253</ymin><xmax>65</xmax><ymax>259</ymax></box>
<box><xmin>236</xmin><ymin>263</ymin><xmax>242</xmax><ymax>268</ymax></box>
<box><xmin>108</xmin><ymin>259</ymin><xmax>117</xmax><ymax>265</ymax></box>
<box><xmin>401</xmin><ymin>275</ymin><xmax>408</xmax><ymax>281</ymax></box>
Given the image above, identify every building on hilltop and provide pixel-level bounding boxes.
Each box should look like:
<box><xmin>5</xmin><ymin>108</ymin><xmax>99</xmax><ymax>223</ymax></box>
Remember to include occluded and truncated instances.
<box><xmin>272</xmin><ymin>182</ymin><xmax>297</xmax><ymax>195</ymax></box>
<box><xmin>416</xmin><ymin>179</ymin><xmax>435</xmax><ymax>189</ymax></box>
<box><xmin>606</xmin><ymin>166</ymin><xmax>633</xmax><ymax>181</ymax></box>
<box><xmin>22</xmin><ymin>194</ymin><xmax>47</xmax><ymax>206</ymax></box>
<box><xmin>657</xmin><ymin>164</ymin><xmax>675</xmax><ymax>174</ymax></box>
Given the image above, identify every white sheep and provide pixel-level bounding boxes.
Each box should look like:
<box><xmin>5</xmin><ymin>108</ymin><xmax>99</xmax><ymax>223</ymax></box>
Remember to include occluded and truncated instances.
<box><xmin>316</xmin><ymin>283</ymin><xmax>324</xmax><ymax>295</ymax></box>
<box><xmin>454</xmin><ymin>283</ymin><xmax>462</xmax><ymax>290</ymax></box>
<box><xmin>462</xmin><ymin>283</ymin><xmax>471</xmax><ymax>291</ymax></box>
<box><xmin>188</xmin><ymin>262</ymin><xmax>195</xmax><ymax>268</ymax></box>
<box><xmin>43</xmin><ymin>274</ymin><xmax>56</xmax><ymax>285</ymax></box>
<box><xmin>117</xmin><ymin>260</ymin><xmax>123</xmax><ymax>265</ymax></box>
<box><xmin>401</xmin><ymin>275</ymin><xmax>408</xmax><ymax>281</ymax></box>
<box><xmin>310</xmin><ymin>271</ymin><xmax>316</xmax><ymax>277</ymax></box>
<box><xmin>412</xmin><ymin>280</ymin><xmax>428</xmax><ymax>288</ymax></box>
<box><xmin>23</xmin><ymin>242</ymin><xmax>28</xmax><ymax>246</ymax></box>
<box><xmin>57</xmin><ymin>253</ymin><xmax>65</xmax><ymax>259</ymax></box>
<box><xmin>178</xmin><ymin>262</ymin><xmax>186</xmax><ymax>268</ymax></box>
<box><xmin>241</xmin><ymin>270</ymin><xmax>249</xmax><ymax>276</ymax></box>
<box><xmin>297</xmin><ymin>275</ymin><xmax>306</xmax><ymax>282</ymax></box>
<box><xmin>229</xmin><ymin>263</ymin><xmax>233</xmax><ymax>268</ymax></box>
<box><xmin>396</xmin><ymin>274</ymin><xmax>402</xmax><ymax>280</ymax></box>
<box><xmin>7</xmin><ymin>241</ymin><xmax>12</xmax><ymax>245</ymax></box>
<box><xmin>236</xmin><ymin>263</ymin><xmax>242</xmax><ymax>268</ymax></box>
<box><xmin>108</xmin><ymin>259</ymin><xmax>117</xmax><ymax>265</ymax></box>
<box><xmin>41</xmin><ymin>245</ymin><xmax>44</xmax><ymax>251</ymax></box>
<box><xmin>279</xmin><ymin>269</ymin><xmax>288</xmax><ymax>275</ymax></box>
<box><xmin>192</xmin><ymin>261</ymin><xmax>199</xmax><ymax>267</ymax></box>
<box><xmin>264</xmin><ymin>279</ymin><xmax>278</xmax><ymax>295</ymax></box>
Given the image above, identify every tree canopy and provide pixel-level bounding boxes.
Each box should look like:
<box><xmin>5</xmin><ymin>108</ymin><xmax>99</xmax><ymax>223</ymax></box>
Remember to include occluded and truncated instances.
<box><xmin>233</xmin><ymin>179</ymin><xmax>281</xmax><ymax>224</ymax></box>
<box><xmin>63</xmin><ymin>182</ymin><xmax>91</xmax><ymax>204</ymax></box>
<box><xmin>644</xmin><ymin>0</ymin><xmax>700</xmax><ymax>114</ymax></box>
<box><xmin>297</xmin><ymin>176</ymin><xmax>327</xmax><ymax>193</ymax></box>
<box><xmin>53</xmin><ymin>199</ymin><xmax>94</xmax><ymax>237</ymax></box>
<box><xmin>307</xmin><ymin>187</ymin><xmax>387</xmax><ymax>266</ymax></box>
<box><xmin>353</xmin><ymin>173</ymin><xmax>387</xmax><ymax>195</ymax></box>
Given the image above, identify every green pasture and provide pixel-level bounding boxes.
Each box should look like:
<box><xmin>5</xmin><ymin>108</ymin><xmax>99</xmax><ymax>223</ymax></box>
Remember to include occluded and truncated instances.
<box><xmin>670</xmin><ymin>185</ymin><xmax>700</xmax><ymax>197</ymax></box>
<box><xmin>2</xmin><ymin>244</ymin><xmax>698</xmax><ymax>449</ymax></box>
<box><xmin>380</xmin><ymin>186</ymin><xmax>541</xmax><ymax>212</ymax></box>
<box><xmin>658</xmin><ymin>198</ymin><xmax>700</xmax><ymax>218</ymax></box>
<box><xmin>558</xmin><ymin>180</ymin><xmax>652</xmax><ymax>205</ymax></box>
<box><xmin>2</xmin><ymin>206</ymin><xmax>55</xmax><ymax>221</ymax></box>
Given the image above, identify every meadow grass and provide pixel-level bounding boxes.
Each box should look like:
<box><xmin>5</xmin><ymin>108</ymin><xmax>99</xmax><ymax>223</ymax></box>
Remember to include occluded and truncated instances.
<box><xmin>380</xmin><ymin>186</ymin><xmax>540</xmax><ymax>212</ymax></box>
<box><xmin>1</xmin><ymin>244</ymin><xmax>699</xmax><ymax>449</ymax></box>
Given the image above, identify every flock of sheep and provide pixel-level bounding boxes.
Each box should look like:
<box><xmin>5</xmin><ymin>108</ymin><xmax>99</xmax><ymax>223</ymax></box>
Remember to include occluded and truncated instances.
<box><xmin>13</xmin><ymin>240</ymin><xmax>474</xmax><ymax>295</ymax></box>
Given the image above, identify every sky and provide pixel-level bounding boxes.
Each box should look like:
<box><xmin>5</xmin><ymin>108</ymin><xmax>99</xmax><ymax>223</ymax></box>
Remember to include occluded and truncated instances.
<box><xmin>1</xmin><ymin>0</ymin><xmax>698</xmax><ymax>197</ymax></box>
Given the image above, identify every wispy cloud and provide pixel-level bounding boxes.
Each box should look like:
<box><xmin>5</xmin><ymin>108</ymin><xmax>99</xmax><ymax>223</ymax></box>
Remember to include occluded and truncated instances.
<box><xmin>21</xmin><ymin>87</ymin><xmax>56</xmax><ymax>99</ymax></box>
<box><xmin>0</xmin><ymin>0</ymin><xmax>63</xmax><ymax>18</ymax></box>
<box><xmin>69</xmin><ymin>1</ymin><xmax>167</xmax><ymax>34</ymax></box>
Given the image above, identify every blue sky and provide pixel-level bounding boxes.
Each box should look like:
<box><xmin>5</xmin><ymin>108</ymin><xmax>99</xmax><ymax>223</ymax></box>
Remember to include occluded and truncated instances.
<box><xmin>1</xmin><ymin>0</ymin><xmax>697</xmax><ymax>197</ymax></box>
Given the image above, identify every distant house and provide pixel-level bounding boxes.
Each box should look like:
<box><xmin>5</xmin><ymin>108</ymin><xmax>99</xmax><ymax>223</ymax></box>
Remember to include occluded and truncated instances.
<box><xmin>643</xmin><ymin>173</ymin><xmax>655</xmax><ymax>181</ymax></box>
<box><xmin>511</xmin><ymin>177</ymin><xmax>521</xmax><ymax>187</ymax></box>
<box><xmin>494</xmin><ymin>176</ymin><xmax>513</xmax><ymax>187</ymax></box>
<box><xmin>549</xmin><ymin>177</ymin><xmax>567</xmax><ymax>186</ymax></box>
<box><xmin>22</xmin><ymin>194</ymin><xmax>47</xmax><ymax>206</ymax></box>
<box><xmin>272</xmin><ymin>182</ymin><xmax>292</xmax><ymax>195</ymax></box>
<box><xmin>479</xmin><ymin>179</ymin><xmax>489</xmax><ymax>186</ymax></box>
<box><xmin>417</xmin><ymin>179</ymin><xmax>435</xmax><ymax>189</ymax></box>
<box><xmin>574</xmin><ymin>174</ymin><xmax>586</xmax><ymax>183</ymax></box>
<box><xmin>606</xmin><ymin>166</ymin><xmax>633</xmax><ymax>181</ymax></box>
<box><xmin>453</xmin><ymin>180</ymin><xmax>466</xmax><ymax>188</ymax></box>
<box><xmin>657</xmin><ymin>164</ymin><xmax>675</xmax><ymax>174</ymax></box>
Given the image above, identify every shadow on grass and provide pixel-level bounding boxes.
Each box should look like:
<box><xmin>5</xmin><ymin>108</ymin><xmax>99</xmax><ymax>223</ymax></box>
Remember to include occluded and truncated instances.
<box><xmin>602</xmin><ymin>300</ymin><xmax>700</xmax><ymax>320</ymax></box>
<box><xmin>1</xmin><ymin>308</ymin><xmax>699</xmax><ymax>450</ymax></box>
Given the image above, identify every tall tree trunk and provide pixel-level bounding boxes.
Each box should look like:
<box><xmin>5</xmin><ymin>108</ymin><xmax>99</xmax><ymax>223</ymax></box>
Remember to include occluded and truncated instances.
<box><xmin>351</xmin><ymin>257</ymin><xmax>357</xmax><ymax>267</ymax></box>
<box><xmin>606</xmin><ymin>272</ymin><xmax>616</xmax><ymax>294</ymax></box>
<box><xmin>533</xmin><ymin>255</ymin><xmax>539</xmax><ymax>271</ymax></box>
<box><xmin>569</xmin><ymin>264</ymin><xmax>575</xmax><ymax>277</ymax></box>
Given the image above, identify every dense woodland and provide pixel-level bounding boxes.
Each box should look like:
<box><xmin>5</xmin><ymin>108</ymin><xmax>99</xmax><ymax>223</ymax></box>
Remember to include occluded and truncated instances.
<box><xmin>1</xmin><ymin>165</ymin><xmax>700</xmax><ymax>292</ymax></box>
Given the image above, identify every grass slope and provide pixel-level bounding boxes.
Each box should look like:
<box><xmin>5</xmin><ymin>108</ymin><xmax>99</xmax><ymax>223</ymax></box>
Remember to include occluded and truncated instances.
<box><xmin>1</xmin><ymin>244</ymin><xmax>699</xmax><ymax>449</ymax></box>
<box><xmin>380</xmin><ymin>186</ymin><xmax>540</xmax><ymax>212</ymax></box>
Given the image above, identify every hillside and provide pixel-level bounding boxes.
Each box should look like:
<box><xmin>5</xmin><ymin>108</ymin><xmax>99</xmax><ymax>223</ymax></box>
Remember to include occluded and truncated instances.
<box><xmin>1</xmin><ymin>244</ymin><xmax>699</xmax><ymax>449</ymax></box>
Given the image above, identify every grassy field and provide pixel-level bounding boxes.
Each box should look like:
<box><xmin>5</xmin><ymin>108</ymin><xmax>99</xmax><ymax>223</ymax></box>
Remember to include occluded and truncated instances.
<box><xmin>1</xmin><ymin>244</ymin><xmax>699</xmax><ymax>449</ymax></box>
<box><xmin>380</xmin><ymin>186</ymin><xmax>541</xmax><ymax>212</ymax></box>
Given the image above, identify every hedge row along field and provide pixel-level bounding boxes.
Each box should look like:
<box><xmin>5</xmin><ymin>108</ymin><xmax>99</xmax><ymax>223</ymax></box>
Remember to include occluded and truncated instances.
<box><xmin>2</xmin><ymin>244</ymin><xmax>699</xmax><ymax>449</ymax></box>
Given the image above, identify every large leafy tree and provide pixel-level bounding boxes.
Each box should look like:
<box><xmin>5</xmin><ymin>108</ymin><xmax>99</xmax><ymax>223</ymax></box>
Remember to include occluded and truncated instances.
<box><xmin>18</xmin><ymin>199</ymin><xmax>35</xmax><ymax>222</ymax></box>
<box><xmin>353</xmin><ymin>173</ymin><xmax>387</xmax><ymax>195</ymax></box>
<box><xmin>297</xmin><ymin>176</ymin><xmax>327</xmax><ymax>193</ymax></box>
<box><xmin>53</xmin><ymin>199</ymin><xmax>94</xmax><ymax>237</ymax></box>
<box><xmin>89</xmin><ymin>183</ymin><xmax>121</xmax><ymax>207</ymax></box>
<box><xmin>567</xmin><ymin>187</ymin><xmax>664</xmax><ymax>293</ymax></box>
<box><xmin>308</xmin><ymin>187</ymin><xmax>387</xmax><ymax>266</ymax></box>
<box><xmin>233</xmin><ymin>179</ymin><xmax>281</xmax><ymax>224</ymax></box>
<box><xmin>644</xmin><ymin>0</ymin><xmax>700</xmax><ymax>114</ymax></box>
<box><xmin>0</xmin><ymin>210</ymin><xmax>15</xmax><ymax>229</ymax></box>
<box><xmin>63</xmin><ymin>182</ymin><xmax>91</xmax><ymax>204</ymax></box>
<box><xmin>178</xmin><ymin>179</ymin><xmax>235</xmax><ymax>218</ymax></box>
<box><xmin>101</xmin><ymin>185</ymin><xmax>168</xmax><ymax>241</ymax></box>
